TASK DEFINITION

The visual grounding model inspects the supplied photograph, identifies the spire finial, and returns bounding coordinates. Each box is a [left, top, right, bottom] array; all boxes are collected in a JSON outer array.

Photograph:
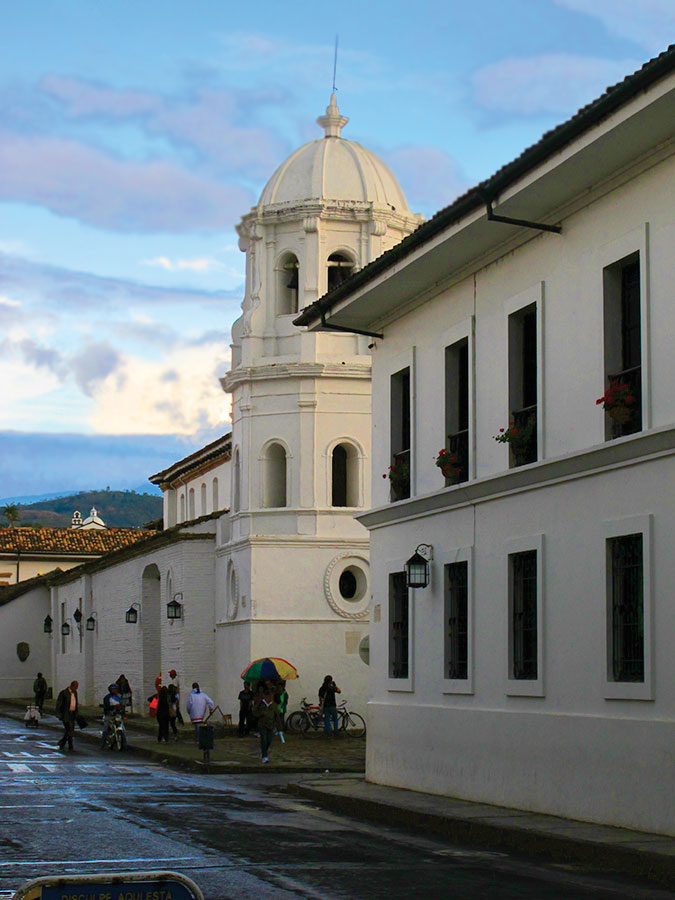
[[317, 93, 349, 138]]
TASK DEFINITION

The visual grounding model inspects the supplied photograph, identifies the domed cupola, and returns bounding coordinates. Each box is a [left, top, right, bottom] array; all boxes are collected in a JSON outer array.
[[257, 94, 411, 213]]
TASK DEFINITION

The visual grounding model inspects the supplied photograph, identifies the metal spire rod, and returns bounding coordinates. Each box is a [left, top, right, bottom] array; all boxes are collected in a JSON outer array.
[[332, 35, 339, 93]]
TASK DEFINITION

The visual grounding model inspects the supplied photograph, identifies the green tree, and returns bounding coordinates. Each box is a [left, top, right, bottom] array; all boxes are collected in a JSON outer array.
[[2, 504, 20, 528]]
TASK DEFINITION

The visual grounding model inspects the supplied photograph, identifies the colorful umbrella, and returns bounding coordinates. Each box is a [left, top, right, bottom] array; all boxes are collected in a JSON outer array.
[[241, 657, 298, 681]]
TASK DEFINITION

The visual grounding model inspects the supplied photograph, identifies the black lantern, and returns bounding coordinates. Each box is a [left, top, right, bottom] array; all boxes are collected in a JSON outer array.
[[125, 603, 140, 624], [405, 544, 432, 589], [61, 619, 71, 636], [167, 592, 183, 620], [43, 615, 53, 634], [86, 612, 97, 632], [73, 608, 83, 624]]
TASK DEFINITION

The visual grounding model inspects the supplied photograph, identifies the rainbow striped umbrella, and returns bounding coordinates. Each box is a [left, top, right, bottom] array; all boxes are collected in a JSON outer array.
[[240, 657, 298, 681]]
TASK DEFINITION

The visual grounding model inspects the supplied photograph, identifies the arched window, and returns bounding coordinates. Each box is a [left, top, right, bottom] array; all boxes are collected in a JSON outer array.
[[331, 442, 359, 507], [327, 252, 354, 292], [180, 494, 185, 522], [263, 442, 287, 508], [276, 252, 299, 315], [200, 482, 207, 515], [212, 477, 219, 511], [188, 488, 195, 519], [233, 449, 240, 512]]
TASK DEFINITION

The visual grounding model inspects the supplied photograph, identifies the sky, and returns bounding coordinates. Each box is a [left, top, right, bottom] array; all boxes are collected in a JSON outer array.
[[1, 0, 673, 500]]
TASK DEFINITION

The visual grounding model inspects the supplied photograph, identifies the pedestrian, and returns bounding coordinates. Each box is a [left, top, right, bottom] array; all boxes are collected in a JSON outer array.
[[168, 669, 184, 724], [276, 680, 289, 730], [167, 683, 180, 740], [33, 672, 48, 714], [186, 682, 215, 741], [116, 673, 132, 715], [318, 675, 341, 736], [55, 680, 79, 752], [101, 682, 124, 749], [156, 686, 171, 743], [252, 683, 282, 763], [237, 681, 253, 736]]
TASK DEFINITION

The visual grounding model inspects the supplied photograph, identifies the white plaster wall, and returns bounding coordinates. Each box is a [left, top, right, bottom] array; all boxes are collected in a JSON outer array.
[[52, 536, 216, 708], [0, 586, 52, 697], [175, 459, 231, 524], [365, 149, 675, 834]]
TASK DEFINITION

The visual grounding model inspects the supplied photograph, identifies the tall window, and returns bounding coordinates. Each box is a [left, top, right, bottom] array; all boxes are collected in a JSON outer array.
[[200, 482, 207, 515], [233, 449, 241, 512], [60, 601, 67, 655], [445, 338, 469, 483], [390, 367, 411, 500], [508, 304, 537, 466], [445, 562, 468, 679], [188, 488, 195, 519], [331, 443, 358, 507], [608, 534, 644, 682], [603, 253, 642, 438], [277, 252, 299, 315], [510, 550, 537, 680], [212, 477, 219, 511], [263, 442, 287, 508], [327, 252, 354, 292], [180, 494, 185, 522], [389, 572, 409, 679]]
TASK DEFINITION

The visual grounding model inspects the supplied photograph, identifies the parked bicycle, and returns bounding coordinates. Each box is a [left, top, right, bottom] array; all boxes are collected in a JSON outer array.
[[287, 698, 366, 738]]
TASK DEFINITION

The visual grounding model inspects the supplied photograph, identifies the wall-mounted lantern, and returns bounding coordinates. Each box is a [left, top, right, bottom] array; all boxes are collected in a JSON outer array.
[[61, 618, 72, 636], [405, 543, 433, 589], [86, 612, 97, 632], [125, 603, 140, 624], [43, 615, 53, 634], [167, 592, 183, 620], [73, 608, 83, 624]]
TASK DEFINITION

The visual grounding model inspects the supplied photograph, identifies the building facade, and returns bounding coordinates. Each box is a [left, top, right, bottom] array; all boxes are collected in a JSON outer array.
[[297, 50, 675, 835]]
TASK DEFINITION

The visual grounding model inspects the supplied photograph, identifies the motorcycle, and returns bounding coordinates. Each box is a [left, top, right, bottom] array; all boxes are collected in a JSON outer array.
[[100, 706, 127, 751]]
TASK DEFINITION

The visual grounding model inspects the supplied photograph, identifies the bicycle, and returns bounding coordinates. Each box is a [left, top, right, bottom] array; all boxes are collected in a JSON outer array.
[[287, 698, 366, 738]]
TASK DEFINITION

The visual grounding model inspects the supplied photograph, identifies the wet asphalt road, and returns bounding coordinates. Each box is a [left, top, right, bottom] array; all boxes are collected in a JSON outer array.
[[0, 713, 669, 900]]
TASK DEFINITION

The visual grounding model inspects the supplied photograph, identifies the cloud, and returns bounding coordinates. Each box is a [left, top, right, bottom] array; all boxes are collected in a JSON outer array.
[[143, 255, 224, 273], [0, 130, 253, 233], [553, 1, 675, 54], [385, 146, 470, 210], [470, 53, 640, 117], [41, 75, 287, 180], [17, 338, 67, 379], [88, 340, 231, 435], [69, 341, 122, 396], [0, 295, 21, 307]]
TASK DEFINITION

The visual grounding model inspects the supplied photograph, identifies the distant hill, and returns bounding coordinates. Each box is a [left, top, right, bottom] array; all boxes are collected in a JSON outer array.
[[5, 489, 163, 529]]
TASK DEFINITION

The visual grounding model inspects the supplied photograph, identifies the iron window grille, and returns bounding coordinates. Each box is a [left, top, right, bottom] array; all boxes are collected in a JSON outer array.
[[610, 534, 644, 682], [389, 572, 409, 679], [446, 562, 468, 679], [511, 550, 537, 680]]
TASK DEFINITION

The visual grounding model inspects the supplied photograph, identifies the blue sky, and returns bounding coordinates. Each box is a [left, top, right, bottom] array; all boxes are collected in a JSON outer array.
[[1, 0, 673, 498]]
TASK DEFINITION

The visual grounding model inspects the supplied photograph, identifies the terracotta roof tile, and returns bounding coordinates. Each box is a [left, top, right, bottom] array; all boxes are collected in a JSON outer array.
[[0, 527, 155, 556]]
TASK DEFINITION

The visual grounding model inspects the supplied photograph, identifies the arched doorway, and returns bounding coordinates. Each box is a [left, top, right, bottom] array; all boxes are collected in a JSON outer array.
[[141, 563, 161, 703]]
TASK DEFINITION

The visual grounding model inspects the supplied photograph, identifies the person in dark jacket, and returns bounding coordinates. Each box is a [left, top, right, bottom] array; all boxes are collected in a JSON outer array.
[[155, 686, 171, 743], [33, 672, 48, 713], [237, 681, 253, 736], [55, 681, 79, 752], [167, 683, 180, 740], [318, 675, 341, 736], [252, 685, 282, 763]]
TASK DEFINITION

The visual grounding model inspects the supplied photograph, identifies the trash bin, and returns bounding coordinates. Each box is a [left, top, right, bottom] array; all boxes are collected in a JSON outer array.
[[197, 724, 214, 751]]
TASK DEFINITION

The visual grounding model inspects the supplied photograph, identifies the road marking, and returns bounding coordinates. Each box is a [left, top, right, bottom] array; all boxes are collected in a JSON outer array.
[[0, 804, 56, 808], [6, 763, 32, 773], [40, 764, 59, 772], [0, 856, 200, 867], [78, 764, 101, 772]]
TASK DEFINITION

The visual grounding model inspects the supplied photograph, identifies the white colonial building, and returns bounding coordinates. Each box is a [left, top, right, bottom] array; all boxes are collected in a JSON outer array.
[[297, 50, 675, 835], [2, 95, 420, 715]]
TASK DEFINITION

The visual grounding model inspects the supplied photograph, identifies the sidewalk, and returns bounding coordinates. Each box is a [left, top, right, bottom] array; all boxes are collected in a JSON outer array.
[[288, 775, 675, 887], [0, 698, 365, 774]]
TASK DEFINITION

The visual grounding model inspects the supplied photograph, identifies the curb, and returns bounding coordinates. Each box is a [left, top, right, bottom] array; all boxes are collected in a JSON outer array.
[[0, 705, 363, 775], [286, 781, 675, 888]]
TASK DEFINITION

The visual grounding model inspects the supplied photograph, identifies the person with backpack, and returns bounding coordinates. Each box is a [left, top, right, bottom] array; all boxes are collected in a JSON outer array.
[[185, 683, 215, 741]]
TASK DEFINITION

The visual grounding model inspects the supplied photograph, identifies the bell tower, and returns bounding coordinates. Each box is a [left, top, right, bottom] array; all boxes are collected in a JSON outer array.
[[218, 95, 421, 706]]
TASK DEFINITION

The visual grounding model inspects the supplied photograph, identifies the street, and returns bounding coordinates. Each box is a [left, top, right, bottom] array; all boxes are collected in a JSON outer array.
[[0, 713, 668, 900]]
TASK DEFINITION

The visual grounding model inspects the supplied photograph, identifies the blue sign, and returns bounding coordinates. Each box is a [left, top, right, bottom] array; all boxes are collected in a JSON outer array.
[[41, 882, 195, 900]]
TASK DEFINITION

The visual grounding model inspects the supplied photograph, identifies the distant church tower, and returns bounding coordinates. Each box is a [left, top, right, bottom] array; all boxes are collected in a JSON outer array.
[[218, 96, 420, 704]]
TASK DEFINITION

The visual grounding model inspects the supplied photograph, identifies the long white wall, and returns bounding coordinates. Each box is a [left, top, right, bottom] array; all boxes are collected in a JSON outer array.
[[0, 586, 51, 697]]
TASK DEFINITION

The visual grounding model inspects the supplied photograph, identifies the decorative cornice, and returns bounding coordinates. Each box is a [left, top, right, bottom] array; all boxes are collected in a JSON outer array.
[[359, 424, 675, 530], [221, 361, 371, 392]]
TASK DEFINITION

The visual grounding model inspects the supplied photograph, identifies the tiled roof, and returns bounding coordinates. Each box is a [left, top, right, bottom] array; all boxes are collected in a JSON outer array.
[[0, 527, 155, 556], [295, 44, 675, 326], [149, 433, 232, 485]]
